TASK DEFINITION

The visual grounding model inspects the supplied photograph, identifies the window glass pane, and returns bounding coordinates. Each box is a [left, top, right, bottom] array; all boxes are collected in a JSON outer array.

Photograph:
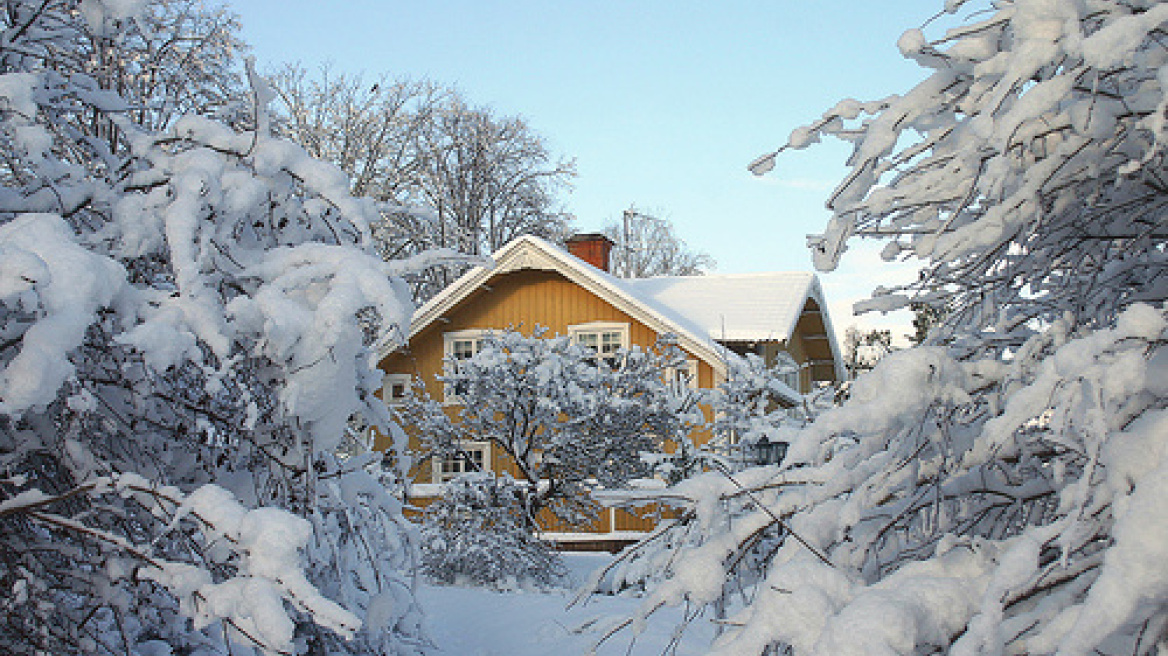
[[452, 339, 477, 360], [383, 374, 412, 405], [573, 327, 626, 369], [600, 331, 621, 354], [437, 445, 487, 482], [444, 333, 485, 403]]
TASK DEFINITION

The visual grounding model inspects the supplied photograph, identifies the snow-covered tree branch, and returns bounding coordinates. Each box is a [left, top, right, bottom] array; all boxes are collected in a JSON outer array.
[[773, 0, 1168, 340], [397, 328, 703, 528], [583, 2, 1168, 654], [0, 2, 426, 654]]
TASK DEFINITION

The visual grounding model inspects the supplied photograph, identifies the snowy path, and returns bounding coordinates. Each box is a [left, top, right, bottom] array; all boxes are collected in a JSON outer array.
[[418, 553, 715, 656]]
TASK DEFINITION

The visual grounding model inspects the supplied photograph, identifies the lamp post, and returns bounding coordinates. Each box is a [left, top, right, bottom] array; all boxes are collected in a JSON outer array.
[[622, 207, 634, 277], [620, 206, 666, 278]]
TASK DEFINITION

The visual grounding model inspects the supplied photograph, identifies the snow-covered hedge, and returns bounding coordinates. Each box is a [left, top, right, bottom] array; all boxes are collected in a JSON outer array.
[[419, 473, 567, 590]]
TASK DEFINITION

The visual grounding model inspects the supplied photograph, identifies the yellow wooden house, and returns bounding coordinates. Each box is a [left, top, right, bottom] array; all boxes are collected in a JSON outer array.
[[376, 233, 843, 549]]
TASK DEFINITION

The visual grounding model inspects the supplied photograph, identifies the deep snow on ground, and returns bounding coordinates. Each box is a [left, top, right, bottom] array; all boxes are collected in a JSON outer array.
[[418, 552, 716, 655]]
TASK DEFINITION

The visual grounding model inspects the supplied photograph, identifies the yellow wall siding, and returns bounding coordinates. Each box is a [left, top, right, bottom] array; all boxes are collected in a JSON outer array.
[[784, 332, 813, 392], [384, 268, 714, 401]]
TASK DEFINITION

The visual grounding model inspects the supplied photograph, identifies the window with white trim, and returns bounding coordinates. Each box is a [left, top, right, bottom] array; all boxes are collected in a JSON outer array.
[[442, 329, 486, 402], [433, 442, 491, 483], [569, 322, 629, 370], [382, 373, 412, 406], [449, 335, 480, 361]]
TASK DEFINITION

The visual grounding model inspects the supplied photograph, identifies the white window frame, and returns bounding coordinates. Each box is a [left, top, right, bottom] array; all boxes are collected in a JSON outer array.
[[433, 441, 492, 483], [442, 329, 487, 403], [568, 321, 630, 369], [382, 373, 413, 406]]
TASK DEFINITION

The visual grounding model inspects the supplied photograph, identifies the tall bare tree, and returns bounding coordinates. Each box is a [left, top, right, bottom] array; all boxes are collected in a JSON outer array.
[[604, 207, 714, 278], [267, 63, 445, 202], [268, 67, 576, 300], [76, 0, 248, 135]]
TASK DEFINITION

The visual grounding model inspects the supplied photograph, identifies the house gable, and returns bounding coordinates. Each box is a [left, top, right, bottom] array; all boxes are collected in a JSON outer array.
[[622, 272, 845, 386], [384, 235, 731, 381], [381, 267, 720, 398], [788, 296, 843, 385]]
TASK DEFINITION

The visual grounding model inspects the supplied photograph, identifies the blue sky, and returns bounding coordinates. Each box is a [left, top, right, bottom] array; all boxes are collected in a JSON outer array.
[[230, 0, 943, 339]]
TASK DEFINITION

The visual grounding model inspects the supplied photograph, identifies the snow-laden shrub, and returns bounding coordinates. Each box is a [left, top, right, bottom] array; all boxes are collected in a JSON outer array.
[[419, 473, 567, 590], [580, 1, 1168, 654], [398, 328, 703, 528], [0, 2, 434, 654]]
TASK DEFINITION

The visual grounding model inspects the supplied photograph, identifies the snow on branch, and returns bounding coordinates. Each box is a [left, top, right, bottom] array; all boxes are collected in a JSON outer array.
[[767, 0, 1168, 339], [583, 303, 1167, 655], [3, 474, 360, 655], [601, 2, 1168, 653], [0, 2, 428, 654]]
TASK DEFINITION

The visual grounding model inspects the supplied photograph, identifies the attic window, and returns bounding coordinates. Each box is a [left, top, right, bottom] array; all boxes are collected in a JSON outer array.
[[569, 322, 629, 369]]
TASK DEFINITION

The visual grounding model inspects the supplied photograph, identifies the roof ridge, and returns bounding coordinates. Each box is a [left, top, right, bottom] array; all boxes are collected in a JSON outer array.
[[625, 271, 813, 281]]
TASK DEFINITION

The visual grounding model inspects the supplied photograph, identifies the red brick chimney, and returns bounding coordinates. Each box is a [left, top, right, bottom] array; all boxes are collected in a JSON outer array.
[[565, 233, 614, 272]]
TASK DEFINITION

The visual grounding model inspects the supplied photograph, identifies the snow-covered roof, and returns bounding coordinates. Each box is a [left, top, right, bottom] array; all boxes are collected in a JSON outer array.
[[391, 236, 841, 385], [621, 273, 817, 343]]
